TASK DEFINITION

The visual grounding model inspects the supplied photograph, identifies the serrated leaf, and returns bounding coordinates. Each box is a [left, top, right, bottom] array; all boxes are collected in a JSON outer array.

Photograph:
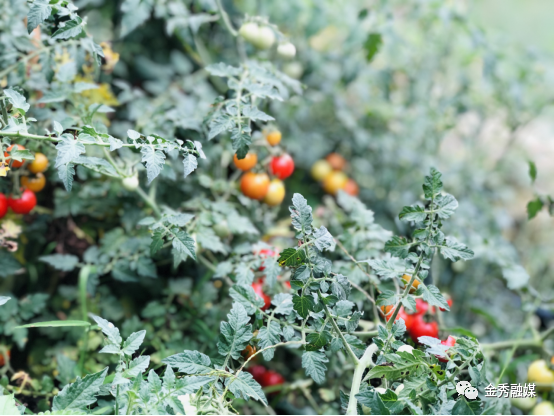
[[217, 303, 252, 361], [56, 134, 86, 167], [399, 205, 427, 222], [422, 168, 443, 199], [172, 230, 196, 261], [205, 63, 242, 77], [108, 136, 123, 151], [229, 285, 264, 315], [0, 297, 10, 306], [439, 237, 474, 261], [234, 264, 254, 286], [257, 321, 281, 361], [363, 259, 405, 280], [90, 314, 122, 345], [141, 146, 166, 184], [52, 367, 107, 412], [182, 153, 198, 178], [225, 372, 267, 405], [123, 355, 150, 378], [150, 229, 164, 256], [242, 105, 274, 122], [418, 285, 450, 311], [52, 17, 83, 40], [306, 330, 332, 349], [162, 350, 212, 374], [384, 236, 413, 258], [278, 248, 306, 267], [39, 254, 79, 271], [356, 388, 390, 415], [527, 197, 543, 220], [302, 351, 328, 384], [0, 394, 20, 415], [272, 293, 293, 315], [434, 194, 458, 219], [312, 226, 335, 251], [4, 88, 30, 113], [364, 32, 383, 62], [120, 0, 152, 37], [292, 295, 314, 319], [122, 330, 146, 356], [57, 163, 76, 192], [290, 193, 313, 234]]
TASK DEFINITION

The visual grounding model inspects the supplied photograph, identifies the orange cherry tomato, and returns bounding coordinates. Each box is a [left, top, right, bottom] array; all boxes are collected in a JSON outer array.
[[4, 144, 26, 168], [0, 349, 11, 367], [28, 152, 48, 173], [326, 153, 347, 170], [242, 345, 257, 360], [322, 171, 348, 195], [263, 179, 285, 206], [233, 152, 258, 171], [343, 178, 359, 196], [401, 274, 420, 294], [266, 130, 282, 146], [241, 172, 270, 200], [21, 172, 46, 192]]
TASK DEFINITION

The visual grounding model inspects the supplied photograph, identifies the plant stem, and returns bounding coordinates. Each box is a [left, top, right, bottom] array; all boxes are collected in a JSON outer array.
[[215, 0, 238, 36], [134, 186, 162, 218], [78, 266, 91, 376], [321, 293, 359, 364], [346, 344, 377, 415]]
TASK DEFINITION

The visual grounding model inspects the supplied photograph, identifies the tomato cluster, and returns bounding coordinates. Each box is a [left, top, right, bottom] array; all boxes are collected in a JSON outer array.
[[235, 129, 294, 206], [311, 153, 359, 196], [239, 21, 296, 58], [1, 145, 49, 218]]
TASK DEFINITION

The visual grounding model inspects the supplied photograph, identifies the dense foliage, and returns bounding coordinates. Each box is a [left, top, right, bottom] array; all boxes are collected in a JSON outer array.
[[1, 0, 554, 415]]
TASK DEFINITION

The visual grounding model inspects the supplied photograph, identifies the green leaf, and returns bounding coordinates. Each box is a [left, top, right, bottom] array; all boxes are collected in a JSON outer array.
[[292, 295, 315, 319], [257, 321, 281, 360], [356, 388, 390, 415], [122, 330, 146, 356], [242, 105, 274, 122], [384, 236, 413, 258], [229, 285, 264, 315], [502, 265, 530, 290], [123, 355, 150, 377], [439, 237, 474, 261], [150, 229, 164, 255], [313, 226, 335, 251], [56, 134, 86, 167], [4, 88, 30, 113], [231, 129, 251, 160], [120, 0, 153, 37], [452, 397, 478, 415], [364, 33, 383, 62], [52, 367, 108, 412], [234, 264, 255, 285], [14, 320, 90, 329], [363, 259, 405, 280], [290, 193, 313, 234], [0, 296, 10, 306], [162, 350, 213, 374], [434, 194, 458, 219], [205, 63, 242, 77], [302, 350, 328, 384], [52, 17, 83, 40], [141, 146, 166, 184], [0, 394, 21, 415], [527, 197, 543, 219], [271, 293, 293, 315], [172, 230, 196, 261], [418, 285, 450, 311], [57, 163, 76, 192], [366, 351, 423, 380], [90, 314, 122, 345], [422, 168, 443, 200], [307, 330, 332, 349], [39, 254, 79, 272], [376, 290, 398, 307], [278, 247, 306, 267], [399, 205, 427, 222], [217, 303, 252, 361], [225, 372, 267, 405], [182, 153, 198, 178], [529, 161, 537, 183]]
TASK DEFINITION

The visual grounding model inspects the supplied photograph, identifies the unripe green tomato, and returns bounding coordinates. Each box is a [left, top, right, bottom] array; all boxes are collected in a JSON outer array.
[[122, 176, 139, 191], [533, 401, 554, 415], [511, 397, 537, 412], [213, 221, 231, 238], [283, 62, 303, 79], [397, 345, 414, 354], [239, 22, 259, 44], [277, 42, 296, 58], [395, 383, 405, 394], [253, 26, 275, 50]]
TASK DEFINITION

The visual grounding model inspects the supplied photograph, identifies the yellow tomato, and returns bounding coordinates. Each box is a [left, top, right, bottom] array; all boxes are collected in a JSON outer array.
[[233, 153, 257, 171], [401, 274, 420, 293], [532, 402, 554, 415], [322, 171, 348, 195], [311, 160, 332, 181], [528, 360, 554, 389], [21, 173, 46, 192], [263, 179, 285, 206], [266, 130, 282, 146], [28, 153, 48, 173]]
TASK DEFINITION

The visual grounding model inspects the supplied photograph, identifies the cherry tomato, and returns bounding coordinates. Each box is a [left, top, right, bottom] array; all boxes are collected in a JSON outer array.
[[0, 194, 8, 219], [253, 26, 275, 50], [0, 349, 11, 367], [259, 370, 285, 388], [532, 402, 554, 415], [270, 154, 294, 180], [401, 274, 420, 294], [326, 153, 347, 170], [239, 22, 260, 44], [266, 130, 282, 146], [323, 171, 348, 195], [439, 297, 453, 312], [240, 172, 270, 200], [511, 397, 537, 412], [380, 305, 411, 327], [343, 178, 359, 196], [242, 345, 257, 360], [528, 360, 554, 386], [311, 160, 332, 181], [248, 365, 267, 384], [252, 280, 271, 310], [4, 144, 26, 168], [277, 42, 296, 58], [28, 152, 48, 173], [408, 315, 438, 343], [263, 179, 285, 206], [122, 176, 139, 191], [21, 173, 46, 192], [233, 152, 258, 171], [8, 189, 37, 214], [257, 248, 277, 271], [380, 305, 394, 318], [437, 336, 456, 362], [284, 281, 291, 290], [411, 298, 430, 316]]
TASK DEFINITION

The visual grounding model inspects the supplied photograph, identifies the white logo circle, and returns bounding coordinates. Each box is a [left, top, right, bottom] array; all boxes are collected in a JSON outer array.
[[464, 387, 478, 400], [456, 381, 471, 396]]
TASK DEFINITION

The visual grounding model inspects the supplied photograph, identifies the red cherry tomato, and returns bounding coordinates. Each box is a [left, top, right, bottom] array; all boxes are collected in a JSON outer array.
[[0, 194, 8, 219], [437, 336, 456, 362], [412, 298, 430, 316], [270, 154, 294, 180], [381, 305, 412, 328], [284, 281, 291, 290], [439, 298, 453, 312], [4, 144, 25, 168], [0, 349, 11, 367], [8, 189, 37, 214], [252, 280, 271, 310], [248, 365, 267, 383], [259, 370, 285, 388], [408, 315, 438, 343]]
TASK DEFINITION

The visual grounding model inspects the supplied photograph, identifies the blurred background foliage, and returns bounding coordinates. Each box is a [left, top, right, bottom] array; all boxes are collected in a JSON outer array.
[[1, 0, 554, 413]]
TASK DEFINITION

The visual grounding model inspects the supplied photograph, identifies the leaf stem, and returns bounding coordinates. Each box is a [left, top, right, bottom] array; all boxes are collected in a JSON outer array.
[[321, 292, 359, 365], [215, 0, 238, 36], [346, 344, 377, 415]]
